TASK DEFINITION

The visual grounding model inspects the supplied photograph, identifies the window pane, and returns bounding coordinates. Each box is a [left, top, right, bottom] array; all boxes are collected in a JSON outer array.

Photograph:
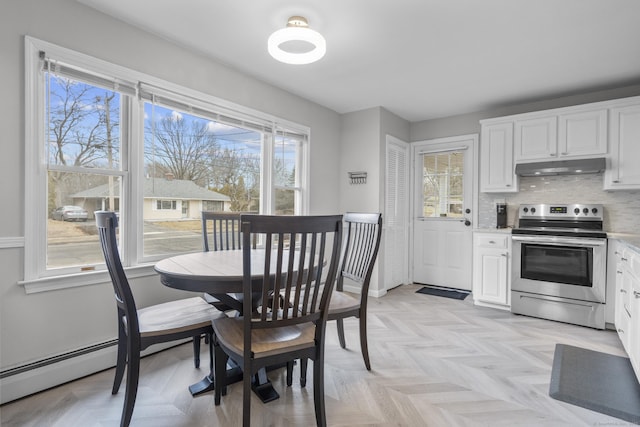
[[142, 102, 263, 257], [47, 74, 120, 169], [421, 151, 464, 218], [47, 171, 121, 269], [275, 188, 295, 215], [274, 133, 297, 187], [274, 131, 301, 215]]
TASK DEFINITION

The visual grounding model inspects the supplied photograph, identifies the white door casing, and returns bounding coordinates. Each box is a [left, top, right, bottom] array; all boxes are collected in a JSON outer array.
[[384, 136, 410, 290], [411, 135, 477, 291]]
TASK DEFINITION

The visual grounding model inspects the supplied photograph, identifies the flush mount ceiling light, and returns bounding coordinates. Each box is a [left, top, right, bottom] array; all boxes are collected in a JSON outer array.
[[268, 16, 326, 65]]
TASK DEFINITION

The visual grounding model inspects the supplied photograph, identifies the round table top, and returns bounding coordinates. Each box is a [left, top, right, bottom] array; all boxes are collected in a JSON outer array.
[[154, 249, 294, 294]]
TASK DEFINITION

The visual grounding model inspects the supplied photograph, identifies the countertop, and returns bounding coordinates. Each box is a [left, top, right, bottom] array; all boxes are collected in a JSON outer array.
[[608, 233, 640, 253], [473, 227, 513, 234]]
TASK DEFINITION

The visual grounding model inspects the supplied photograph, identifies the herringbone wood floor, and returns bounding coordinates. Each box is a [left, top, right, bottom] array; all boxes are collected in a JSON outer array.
[[1, 284, 634, 426]]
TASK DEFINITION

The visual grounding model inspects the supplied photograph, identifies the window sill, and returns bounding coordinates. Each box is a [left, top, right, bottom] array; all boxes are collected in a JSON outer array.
[[19, 264, 157, 294]]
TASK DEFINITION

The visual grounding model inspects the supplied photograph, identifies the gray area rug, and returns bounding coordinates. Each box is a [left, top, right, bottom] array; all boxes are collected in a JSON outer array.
[[549, 343, 640, 424]]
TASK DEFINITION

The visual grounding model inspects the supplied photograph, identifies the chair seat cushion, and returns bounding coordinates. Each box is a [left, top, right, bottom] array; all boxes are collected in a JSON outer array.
[[212, 317, 316, 359], [328, 291, 360, 317], [137, 297, 224, 337]]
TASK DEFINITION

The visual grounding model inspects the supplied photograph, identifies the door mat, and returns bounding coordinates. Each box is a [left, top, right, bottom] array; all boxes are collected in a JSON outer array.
[[415, 285, 469, 300], [549, 343, 640, 424]]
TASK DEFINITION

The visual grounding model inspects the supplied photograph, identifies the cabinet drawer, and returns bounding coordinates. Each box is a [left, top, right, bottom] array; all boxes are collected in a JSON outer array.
[[475, 234, 509, 248]]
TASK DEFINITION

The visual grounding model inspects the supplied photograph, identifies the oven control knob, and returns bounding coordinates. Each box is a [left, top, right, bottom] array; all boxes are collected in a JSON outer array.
[[574, 208, 580, 215], [523, 207, 528, 213], [531, 207, 536, 213], [583, 208, 589, 214], [592, 208, 598, 214]]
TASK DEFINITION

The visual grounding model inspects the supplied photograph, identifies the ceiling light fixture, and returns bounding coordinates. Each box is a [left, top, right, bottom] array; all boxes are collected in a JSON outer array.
[[268, 16, 326, 65]]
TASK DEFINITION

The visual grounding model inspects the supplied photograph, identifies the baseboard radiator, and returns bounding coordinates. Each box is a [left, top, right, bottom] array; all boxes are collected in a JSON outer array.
[[0, 339, 183, 405]]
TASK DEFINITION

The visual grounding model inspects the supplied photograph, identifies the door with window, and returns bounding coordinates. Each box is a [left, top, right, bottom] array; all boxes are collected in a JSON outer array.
[[412, 135, 476, 291]]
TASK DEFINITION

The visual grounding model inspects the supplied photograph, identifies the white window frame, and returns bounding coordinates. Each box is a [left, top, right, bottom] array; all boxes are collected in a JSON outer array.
[[22, 36, 310, 293]]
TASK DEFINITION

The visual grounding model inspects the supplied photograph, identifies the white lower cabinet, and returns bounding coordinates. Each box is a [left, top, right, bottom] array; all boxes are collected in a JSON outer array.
[[472, 232, 511, 309], [613, 241, 640, 381]]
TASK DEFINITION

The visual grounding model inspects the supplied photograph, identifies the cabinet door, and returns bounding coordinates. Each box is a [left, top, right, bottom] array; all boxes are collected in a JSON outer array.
[[475, 248, 509, 305], [480, 123, 517, 192], [615, 259, 631, 353], [558, 109, 607, 157], [630, 278, 640, 379], [514, 116, 557, 161], [605, 103, 640, 190]]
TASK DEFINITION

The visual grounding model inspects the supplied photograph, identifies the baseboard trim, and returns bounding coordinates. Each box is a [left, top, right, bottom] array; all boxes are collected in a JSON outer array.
[[0, 339, 186, 405], [342, 284, 387, 298]]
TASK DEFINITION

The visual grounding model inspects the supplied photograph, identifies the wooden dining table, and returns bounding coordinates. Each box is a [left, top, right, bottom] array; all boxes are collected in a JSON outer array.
[[154, 248, 301, 402]]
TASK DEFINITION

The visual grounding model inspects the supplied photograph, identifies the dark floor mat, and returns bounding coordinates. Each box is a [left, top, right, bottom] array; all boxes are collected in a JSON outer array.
[[549, 343, 640, 424], [415, 286, 469, 300]]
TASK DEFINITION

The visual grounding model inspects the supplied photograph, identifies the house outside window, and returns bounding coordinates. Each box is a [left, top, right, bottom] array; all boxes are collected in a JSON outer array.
[[24, 37, 309, 287]]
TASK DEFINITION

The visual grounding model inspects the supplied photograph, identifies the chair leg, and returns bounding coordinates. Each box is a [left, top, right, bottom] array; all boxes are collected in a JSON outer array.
[[242, 360, 251, 427], [112, 323, 127, 394], [192, 336, 201, 369], [286, 361, 294, 387], [121, 341, 140, 427], [358, 315, 371, 371], [299, 358, 308, 387], [313, 357, 327, 427], [214, 340, 228, 406], [336, 318, 346, 349]]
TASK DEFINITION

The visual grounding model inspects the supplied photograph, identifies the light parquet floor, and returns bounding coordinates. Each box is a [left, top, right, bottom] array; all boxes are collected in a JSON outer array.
[[1, 284, 635, 426]]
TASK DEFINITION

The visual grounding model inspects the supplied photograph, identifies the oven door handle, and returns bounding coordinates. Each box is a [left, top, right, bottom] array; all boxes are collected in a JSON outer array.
[[511, 235, 606, 247]]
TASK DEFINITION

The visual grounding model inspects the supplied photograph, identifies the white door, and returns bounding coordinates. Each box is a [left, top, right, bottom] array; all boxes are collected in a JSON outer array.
[[412, 135, 477, 291], [384, 136, 410, 290]]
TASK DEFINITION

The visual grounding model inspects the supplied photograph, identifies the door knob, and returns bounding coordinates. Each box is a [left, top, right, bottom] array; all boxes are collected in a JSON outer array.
[[464, 220, 471, 227]]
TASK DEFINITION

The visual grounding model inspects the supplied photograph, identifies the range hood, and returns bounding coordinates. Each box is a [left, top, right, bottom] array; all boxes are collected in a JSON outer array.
[[515, 157, 606, 176]]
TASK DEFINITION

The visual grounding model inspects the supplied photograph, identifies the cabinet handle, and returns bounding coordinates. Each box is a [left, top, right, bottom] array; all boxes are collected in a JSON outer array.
[[613, 180, 620, 183], [622, 257, 628, 262], [501, 253, 508, 257], [560, 152, 568, 155], [617, 270, 623, 274], [506, 184, 511, 187], [620, 289, 627, 293], [550, 153, 557, 157], [489, 240, 495, 244], [618, 328, 625, 333], [634, 291, 640, 299]]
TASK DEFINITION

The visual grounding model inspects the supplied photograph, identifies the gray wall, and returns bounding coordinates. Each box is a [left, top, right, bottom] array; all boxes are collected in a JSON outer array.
[[0, 0, 341, 390]]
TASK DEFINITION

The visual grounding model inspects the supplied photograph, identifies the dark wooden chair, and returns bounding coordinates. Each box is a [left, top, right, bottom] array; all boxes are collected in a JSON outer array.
[[212, 214, 343, 427], [299, 212, 382, 385], [95, 211, 223, 427]]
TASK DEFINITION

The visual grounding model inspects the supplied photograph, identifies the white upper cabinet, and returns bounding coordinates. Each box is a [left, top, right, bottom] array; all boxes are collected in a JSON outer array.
[[605, 102, 640, 190], [480, 122, 518, 192], [514, 116, 557, 161], [514, 109, 607, 162], [558, 109, 608, 157], [480, 95, 640, 193]]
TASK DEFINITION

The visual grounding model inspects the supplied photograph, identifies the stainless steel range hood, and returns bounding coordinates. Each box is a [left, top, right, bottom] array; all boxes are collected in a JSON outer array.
[[515, 157, 606, 176]]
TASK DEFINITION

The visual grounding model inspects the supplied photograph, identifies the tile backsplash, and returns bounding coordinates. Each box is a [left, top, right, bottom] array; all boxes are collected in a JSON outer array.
[[477, 173, 640, 233]]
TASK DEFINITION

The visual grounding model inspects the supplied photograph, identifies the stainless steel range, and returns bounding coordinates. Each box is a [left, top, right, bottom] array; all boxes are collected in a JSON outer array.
[[511, 204, 607, 329]]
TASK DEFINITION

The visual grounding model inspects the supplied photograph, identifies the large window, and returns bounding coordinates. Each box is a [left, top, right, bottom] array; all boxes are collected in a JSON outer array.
[[24, 37, 309, 285]]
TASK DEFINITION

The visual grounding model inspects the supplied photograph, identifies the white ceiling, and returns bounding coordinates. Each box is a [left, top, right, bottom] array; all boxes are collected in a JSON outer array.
[[78, 0, 640, 122]]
